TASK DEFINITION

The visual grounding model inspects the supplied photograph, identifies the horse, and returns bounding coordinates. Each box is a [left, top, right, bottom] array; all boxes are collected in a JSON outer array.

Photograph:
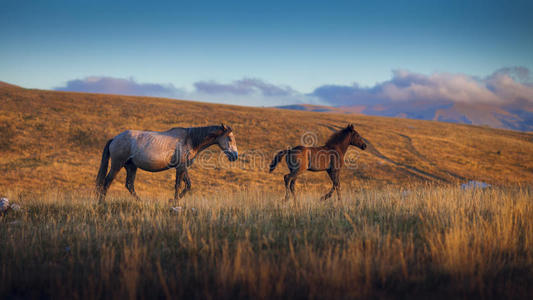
[[269, 124, 366, 201], [95, 124, 238, 202]]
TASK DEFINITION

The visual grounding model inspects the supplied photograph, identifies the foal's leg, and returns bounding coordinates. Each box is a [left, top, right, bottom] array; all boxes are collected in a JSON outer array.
[[334, 172, 342, 201], [284, 171, 299, 201], [99, 160, 124, 202], [124, 161, 140, 200], [178, 170, 192, 198], [289, 177, 298, 200], [321, 169, 339, 201], [174, 167, 186, 202], [284, 174, 292, 201]]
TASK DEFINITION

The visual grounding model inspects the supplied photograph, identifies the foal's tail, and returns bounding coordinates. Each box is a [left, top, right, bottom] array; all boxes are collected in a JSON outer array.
[[269, 150, 289, 173], [96, 139, 113, 189]]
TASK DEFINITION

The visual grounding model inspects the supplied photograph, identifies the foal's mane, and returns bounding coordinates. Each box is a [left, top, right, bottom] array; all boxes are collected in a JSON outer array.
[[186, 126, 222, 149], [324, 127, 352, 147]]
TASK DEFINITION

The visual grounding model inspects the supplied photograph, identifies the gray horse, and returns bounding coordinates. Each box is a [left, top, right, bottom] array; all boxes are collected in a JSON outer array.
[[96, 124, 238, 202]]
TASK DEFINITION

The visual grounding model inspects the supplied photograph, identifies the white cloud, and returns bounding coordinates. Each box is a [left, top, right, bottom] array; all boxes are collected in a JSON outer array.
[[312, 67, 533, 106]]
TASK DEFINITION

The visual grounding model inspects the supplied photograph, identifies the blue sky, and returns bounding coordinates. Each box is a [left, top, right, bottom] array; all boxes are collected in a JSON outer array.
[[1, 0, 532, 106]]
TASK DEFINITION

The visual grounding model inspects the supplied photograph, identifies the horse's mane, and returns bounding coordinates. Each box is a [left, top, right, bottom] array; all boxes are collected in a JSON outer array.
[[186, 126, 222, 149], [324, 127, 351, 147]]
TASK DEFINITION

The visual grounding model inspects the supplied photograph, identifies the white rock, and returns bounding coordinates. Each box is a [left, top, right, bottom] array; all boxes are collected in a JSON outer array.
[[461, 180, 491, 189], [0, 197, 9, 213]]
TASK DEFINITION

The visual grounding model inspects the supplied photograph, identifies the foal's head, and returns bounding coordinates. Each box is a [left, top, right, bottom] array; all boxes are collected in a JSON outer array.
[[214, 124, 238, 161], [347, 124, 367, 150]]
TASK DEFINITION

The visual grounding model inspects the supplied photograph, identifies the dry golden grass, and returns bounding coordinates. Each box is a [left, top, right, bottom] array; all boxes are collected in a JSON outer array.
[[1, 186, 532, 299], [1, 85, 533, 299]]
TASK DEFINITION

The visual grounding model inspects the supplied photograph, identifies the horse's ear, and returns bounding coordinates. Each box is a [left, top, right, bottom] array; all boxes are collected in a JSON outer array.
[[348, 123, 354, 130], [220, 123, 232, 133]]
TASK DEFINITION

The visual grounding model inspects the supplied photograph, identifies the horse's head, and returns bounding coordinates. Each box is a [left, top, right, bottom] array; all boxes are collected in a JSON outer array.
[[347, 124, 367, 150], [215, 123, 238, 161]]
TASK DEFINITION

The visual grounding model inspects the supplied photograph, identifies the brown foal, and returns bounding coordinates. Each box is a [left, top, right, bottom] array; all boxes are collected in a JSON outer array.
[[269, 124, 366, 201]]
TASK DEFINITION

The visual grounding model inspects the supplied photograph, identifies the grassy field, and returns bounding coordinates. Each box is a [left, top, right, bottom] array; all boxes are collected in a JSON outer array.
[[1, 186, 532, 299], [1, 84, 533, 299]]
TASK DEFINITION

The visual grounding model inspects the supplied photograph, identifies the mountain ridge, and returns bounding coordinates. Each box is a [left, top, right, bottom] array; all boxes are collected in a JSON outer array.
[[278, 101, 533, 131]]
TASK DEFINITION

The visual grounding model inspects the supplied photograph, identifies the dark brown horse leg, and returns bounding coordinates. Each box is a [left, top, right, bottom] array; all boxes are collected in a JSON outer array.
[[334, 172, 342, 201], [99, 161, 123, 203], [284, 174, 292, 201], [178, 170, 192, 198], [124, 161, 140, 200], [321, 169, 338, 201], [289, 177, 297, 200], [284, 172, 299, 201], [174, 167, 186, 202]]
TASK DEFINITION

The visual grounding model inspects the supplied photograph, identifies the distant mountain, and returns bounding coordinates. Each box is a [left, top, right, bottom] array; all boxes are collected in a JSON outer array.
[[276, 104, 348, 113], [278, 101, 533, 131], [433, 103, 533, 131]]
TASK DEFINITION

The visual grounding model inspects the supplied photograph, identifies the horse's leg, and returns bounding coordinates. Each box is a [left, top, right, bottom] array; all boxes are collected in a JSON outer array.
[[284, 174, 292, 201], [178, 170, 192, 198], [99, 160, 124, 202], [284, 171, 300, 201], [174, 167, 186, 202], [334, 172, 342, 201], [321, 169, 338, 201], [124, 160, 140, 200], [289, 176, 298, 200]]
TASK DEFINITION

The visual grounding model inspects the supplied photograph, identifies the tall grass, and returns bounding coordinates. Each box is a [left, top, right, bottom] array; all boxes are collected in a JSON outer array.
[[1, 186, 532, 299]]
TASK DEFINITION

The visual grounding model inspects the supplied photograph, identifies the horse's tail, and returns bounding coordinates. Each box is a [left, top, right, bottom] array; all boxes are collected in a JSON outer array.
[[96, 139, 113, 190], [269, 150, 289, 173]]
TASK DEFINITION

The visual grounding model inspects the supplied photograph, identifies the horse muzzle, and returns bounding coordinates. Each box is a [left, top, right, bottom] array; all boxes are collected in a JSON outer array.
[[225, 150, 238, 162]]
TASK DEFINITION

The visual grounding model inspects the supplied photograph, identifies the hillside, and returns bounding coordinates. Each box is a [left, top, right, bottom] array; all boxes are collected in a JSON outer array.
[[1, 84, 532, 198], [0, 81, 21, 89]]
